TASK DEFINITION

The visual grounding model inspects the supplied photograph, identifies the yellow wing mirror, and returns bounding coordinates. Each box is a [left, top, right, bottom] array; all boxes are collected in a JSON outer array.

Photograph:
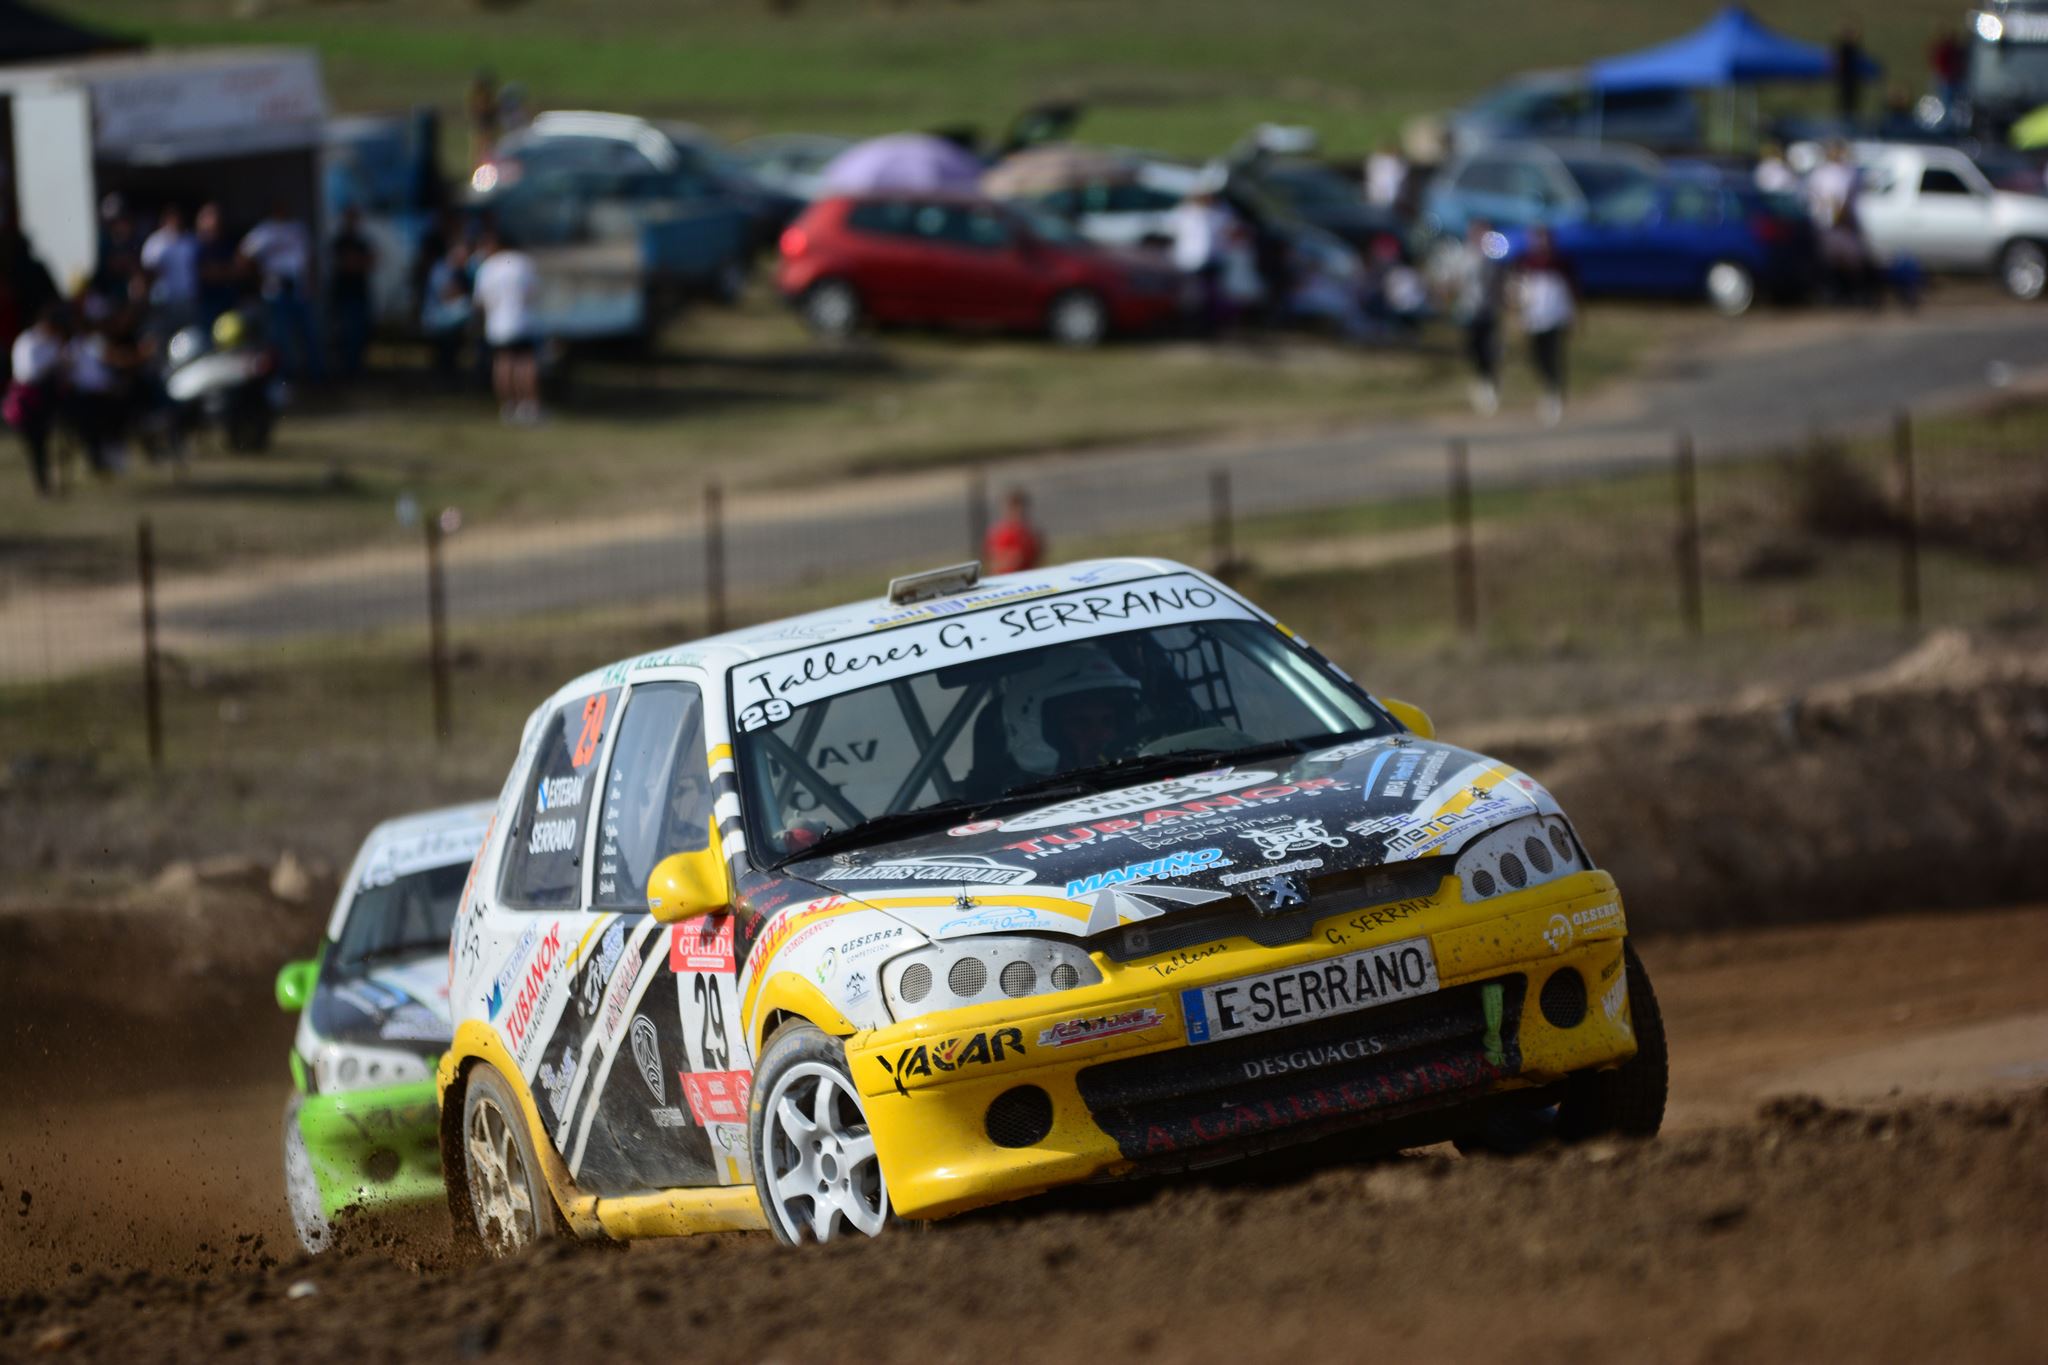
[[275, 958, 317, 1013], [1380, 697, 1435, 740], [647, 819, 734, 924]]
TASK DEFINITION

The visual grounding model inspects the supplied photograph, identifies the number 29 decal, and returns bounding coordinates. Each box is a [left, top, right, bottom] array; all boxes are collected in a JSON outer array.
[[738, 698, 793, 733]]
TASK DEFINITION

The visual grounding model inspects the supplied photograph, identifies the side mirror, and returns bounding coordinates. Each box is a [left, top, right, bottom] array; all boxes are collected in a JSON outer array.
[[1381, 697, 1436, 740], [275, 959, 318, 1013], [648, 819, 734, 924]]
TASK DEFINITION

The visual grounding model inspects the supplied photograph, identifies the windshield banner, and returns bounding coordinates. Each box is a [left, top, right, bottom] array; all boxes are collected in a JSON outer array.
[[731, 573, 1256, 717]]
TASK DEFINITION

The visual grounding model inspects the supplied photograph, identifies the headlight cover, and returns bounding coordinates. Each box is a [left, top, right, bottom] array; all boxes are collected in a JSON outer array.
[[882, 934, 1102, 1021], [311, 1040, 433, 1095], [1454, 814, 1588, 902]]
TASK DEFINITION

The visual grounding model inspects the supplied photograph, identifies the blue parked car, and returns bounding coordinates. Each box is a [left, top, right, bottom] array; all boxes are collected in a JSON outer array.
[[1503, 170, 1817, 315], [1423, 140, 1662, 241]]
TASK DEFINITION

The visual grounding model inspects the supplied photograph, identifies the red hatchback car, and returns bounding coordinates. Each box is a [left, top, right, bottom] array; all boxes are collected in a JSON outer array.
[[778, 193, 1184, 345]]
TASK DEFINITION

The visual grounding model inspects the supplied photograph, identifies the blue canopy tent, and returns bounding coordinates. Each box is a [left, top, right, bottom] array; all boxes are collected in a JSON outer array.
[[1587, 6, 1881, 146]]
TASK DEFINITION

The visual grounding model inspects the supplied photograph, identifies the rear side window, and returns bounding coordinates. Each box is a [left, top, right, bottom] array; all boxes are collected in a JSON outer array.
[[592, 682, 715, 913], [499, 689, 617, 911], [1456, 159, 1516, 195], [846, 200, 918, 236]]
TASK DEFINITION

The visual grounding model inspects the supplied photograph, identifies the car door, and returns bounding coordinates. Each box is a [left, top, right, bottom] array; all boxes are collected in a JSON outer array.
[[909, 202, 1040, 326], [838, 199, 927, 321], [1906, 162, 1998, 268], [494, 679, 746, 1197]]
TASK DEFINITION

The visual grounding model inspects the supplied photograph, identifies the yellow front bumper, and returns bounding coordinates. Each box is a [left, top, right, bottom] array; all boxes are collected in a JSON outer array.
[[844, 870, 1637, 1220]]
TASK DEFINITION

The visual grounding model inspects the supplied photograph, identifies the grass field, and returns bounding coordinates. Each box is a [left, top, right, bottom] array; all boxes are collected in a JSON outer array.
[[65, 0, 1953, 156]]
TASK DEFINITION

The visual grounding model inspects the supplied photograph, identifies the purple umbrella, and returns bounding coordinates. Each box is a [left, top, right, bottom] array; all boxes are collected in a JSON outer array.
[[820, 133, 984, 194]]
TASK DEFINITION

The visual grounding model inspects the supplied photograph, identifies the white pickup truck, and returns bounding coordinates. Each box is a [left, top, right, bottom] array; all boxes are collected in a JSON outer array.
[[1851, 141, 2048, 299]]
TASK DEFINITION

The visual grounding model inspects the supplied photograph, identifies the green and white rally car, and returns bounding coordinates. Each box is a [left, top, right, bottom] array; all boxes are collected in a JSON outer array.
[[275, 802, 492, 1251]]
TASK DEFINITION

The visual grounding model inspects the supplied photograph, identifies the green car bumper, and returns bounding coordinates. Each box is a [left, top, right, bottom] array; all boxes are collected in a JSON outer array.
[[297, 1080, 444, 1221]]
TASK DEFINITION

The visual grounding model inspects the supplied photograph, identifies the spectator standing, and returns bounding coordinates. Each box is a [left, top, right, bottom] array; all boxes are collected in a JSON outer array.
[[328, 206, 377, 380], [62, 315, 123, 473], [1516, 227, 1576, 428], [193, 203, 241, 325], [466, 70, 501, 171], [1168, 180, 1234, 334], [1437, 217, 1508, 415], [140, 205, 201, 339], [420, 239, 474, 382], [6, 303, 64, 494], [1835, 24, 1867, 122], [1805, 140, 1872, 302], [240, 202, 322, 382], [1930, 27, 1967, 104], [1364, 143, 1407, 209], [471, 227, 541, 425], [983, 488, 1043, 573], [0, 215, 58, 371]]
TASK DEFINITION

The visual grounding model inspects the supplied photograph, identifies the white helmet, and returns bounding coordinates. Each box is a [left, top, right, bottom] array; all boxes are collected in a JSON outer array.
[[1000, 646, 1142, 774]]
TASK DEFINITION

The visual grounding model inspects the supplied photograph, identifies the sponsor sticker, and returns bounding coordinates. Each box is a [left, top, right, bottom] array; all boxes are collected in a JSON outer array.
[[681, 1070, 753, 1125], [1001, 771, 1277, 833], [875, 1028, 1025, 1095], [670, 915, 737, 973], [1181, 938, 1438, 1045], [821, 856, 1033, 886], [1038, 1007, 1164, 1048], [1064, 847, 1229, 899]]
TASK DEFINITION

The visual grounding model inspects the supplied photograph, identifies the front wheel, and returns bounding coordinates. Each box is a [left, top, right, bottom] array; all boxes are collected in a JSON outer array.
[[1556, 941, 1669, 1141], [1705, 260, 1756, 317], [1047, 288, 1109, 347], [1998, 239, 2047, 301], [281, 1093, 332, 1254], [751, 1022, 889, 1246], [457, 1063, 560, 1256]]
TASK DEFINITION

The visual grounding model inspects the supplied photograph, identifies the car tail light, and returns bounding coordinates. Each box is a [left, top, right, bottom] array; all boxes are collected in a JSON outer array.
[[1749, 214, 1792, 244], [779, 226, 808, 258]]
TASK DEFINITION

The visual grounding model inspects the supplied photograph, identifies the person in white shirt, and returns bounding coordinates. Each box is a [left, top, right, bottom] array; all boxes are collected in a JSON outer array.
[[471, 226, 541, 425], [239, 201, 321, 381], [140, 205, 201, 329], [1364, 144, 1407, 209], [1753, 141, 1799, 195], [1516, 228, 1577, 428], [1168, 178, 1236, 333], [6, 304, 64, 494]]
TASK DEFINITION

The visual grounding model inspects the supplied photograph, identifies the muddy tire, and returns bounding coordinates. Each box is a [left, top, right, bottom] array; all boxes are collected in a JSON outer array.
[[281, 1092, 332, 1254], [1998, 239, 2047, 301], [751, 1022, 889, 1246], [1557, 942, 1669, 1141], [457, 1063, 561, 1256]]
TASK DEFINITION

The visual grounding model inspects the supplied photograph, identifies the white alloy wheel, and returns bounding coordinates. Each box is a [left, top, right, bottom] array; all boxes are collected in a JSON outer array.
[[1705, 261, 1755, 316], [804, 279, 861, 338], [465, 1090, 540, 1253], [760, 1059, 887, 1243], [1048, 289, 1109, 347], [1999, 240, 2047, 301]]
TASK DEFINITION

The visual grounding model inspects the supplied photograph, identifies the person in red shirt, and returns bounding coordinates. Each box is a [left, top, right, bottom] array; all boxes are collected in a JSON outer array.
[[983, 487, 1043, 573]]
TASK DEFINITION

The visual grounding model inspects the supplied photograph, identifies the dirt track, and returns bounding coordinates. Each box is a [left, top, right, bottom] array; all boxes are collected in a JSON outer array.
[[4, 904, 2046, 1361]]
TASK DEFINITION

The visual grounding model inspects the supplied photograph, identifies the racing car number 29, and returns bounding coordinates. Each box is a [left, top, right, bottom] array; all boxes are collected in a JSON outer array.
[[1181, 938, 1440, 1045]]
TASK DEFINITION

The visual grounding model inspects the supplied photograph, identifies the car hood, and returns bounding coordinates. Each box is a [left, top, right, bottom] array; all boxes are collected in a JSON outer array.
[[306, 953, 453, 1055], [785, 735, 1564, 940]]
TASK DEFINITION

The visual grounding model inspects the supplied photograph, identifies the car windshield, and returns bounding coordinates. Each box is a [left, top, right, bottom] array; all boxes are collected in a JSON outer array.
[[732, 593, 1385, 861], [330, 862, 468, 972], [1564, 157, 1655, 208]]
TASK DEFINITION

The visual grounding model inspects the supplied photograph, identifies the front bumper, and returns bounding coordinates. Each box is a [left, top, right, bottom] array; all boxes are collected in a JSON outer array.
[[845, 871, 1636, 1219], [297, 1080, 445, 1221]]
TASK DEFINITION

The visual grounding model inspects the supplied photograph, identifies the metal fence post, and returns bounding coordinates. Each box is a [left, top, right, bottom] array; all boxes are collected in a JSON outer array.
[[136, 518, 164, 770], [1674, 432, 1704, 639], [1209, 469, 1234, 581], [705, 481, 728, 634], [1894, 410, 1921, 628], [424, 513, 452, 744], [967, 469, 989, 562], [1447, 440, 1478, 639]]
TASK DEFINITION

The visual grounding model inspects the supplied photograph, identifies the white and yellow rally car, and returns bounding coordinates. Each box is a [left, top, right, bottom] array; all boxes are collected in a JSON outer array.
[[441, 558, 1665, 1250]]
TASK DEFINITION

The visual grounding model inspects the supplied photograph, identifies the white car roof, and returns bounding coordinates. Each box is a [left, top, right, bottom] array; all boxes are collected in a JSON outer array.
[[546, 557, 1211, 705]]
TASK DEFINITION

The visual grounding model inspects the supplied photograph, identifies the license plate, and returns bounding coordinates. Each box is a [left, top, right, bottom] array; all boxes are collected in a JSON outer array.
[[1181, 938, 1439, 1045]]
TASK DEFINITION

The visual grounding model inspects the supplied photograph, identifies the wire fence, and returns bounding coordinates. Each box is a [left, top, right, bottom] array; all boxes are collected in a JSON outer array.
[[1, 404, 2043, 772]]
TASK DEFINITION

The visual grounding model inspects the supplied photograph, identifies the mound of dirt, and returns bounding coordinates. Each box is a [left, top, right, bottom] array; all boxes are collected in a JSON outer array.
[[3, 1089, 2042, 1363], [1475, 632, 2048, 932]]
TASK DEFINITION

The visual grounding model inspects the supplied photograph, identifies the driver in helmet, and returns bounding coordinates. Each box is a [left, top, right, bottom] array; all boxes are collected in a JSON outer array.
[[1001, 646, 1144, 775]]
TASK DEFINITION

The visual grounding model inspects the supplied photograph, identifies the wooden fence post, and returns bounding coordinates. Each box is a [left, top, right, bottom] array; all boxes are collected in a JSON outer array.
[[1674, 432, 1704, 638], [137, 518, 164, 770]]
